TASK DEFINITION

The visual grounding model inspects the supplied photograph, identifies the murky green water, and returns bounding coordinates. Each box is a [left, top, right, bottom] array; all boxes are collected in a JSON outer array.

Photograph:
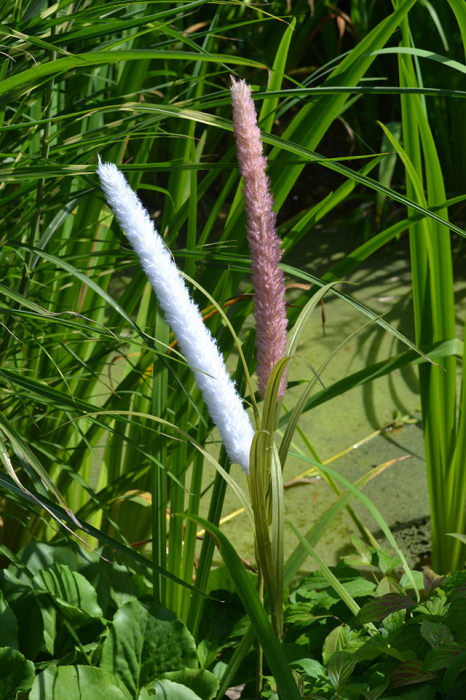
[[198, 226, 464, 576]]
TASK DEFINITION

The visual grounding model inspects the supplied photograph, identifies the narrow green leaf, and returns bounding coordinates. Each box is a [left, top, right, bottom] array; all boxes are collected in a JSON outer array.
[[184, 515, 302, 700]]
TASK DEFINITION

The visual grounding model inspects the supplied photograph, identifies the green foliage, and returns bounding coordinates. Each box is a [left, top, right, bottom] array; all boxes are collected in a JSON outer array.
[[0, 541, 218, 700], [0, 647, 35, 700], [30, 666, 127, 700], [271, 543, 466, 700]]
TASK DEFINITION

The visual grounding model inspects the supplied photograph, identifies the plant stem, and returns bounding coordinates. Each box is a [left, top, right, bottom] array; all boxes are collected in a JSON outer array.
[[256, 569, 264, 700]]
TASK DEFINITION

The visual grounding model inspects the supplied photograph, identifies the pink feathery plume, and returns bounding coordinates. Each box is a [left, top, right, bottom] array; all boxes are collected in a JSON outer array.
[[231, 76, 288, 400]]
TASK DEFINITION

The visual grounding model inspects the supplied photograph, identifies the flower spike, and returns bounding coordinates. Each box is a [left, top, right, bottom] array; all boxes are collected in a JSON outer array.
[[231, 77, 288, 400], [97, 159, 254, 472]]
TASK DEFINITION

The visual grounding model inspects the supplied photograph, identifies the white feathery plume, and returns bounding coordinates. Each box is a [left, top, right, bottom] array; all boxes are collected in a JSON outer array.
[[97, 158, 255, 472]]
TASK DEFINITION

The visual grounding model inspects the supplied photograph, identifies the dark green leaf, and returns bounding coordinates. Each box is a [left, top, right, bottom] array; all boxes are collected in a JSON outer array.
[[100, 601, 197, 700], [322, 626, 365, 665], [383, 609, 407, 635], [442, 648, 466, 689], [0, 647, 35, 699], [327, 651, 358, 690], [197, 640, 218, 671], [356, 594, 416, 624], [389, 659, 437, 688], [158, 669, 218, 700], [447, 582, 466, 601], [0, 590, 18, 649], [423, 642, 466, 672], [0, 570, 44, 660], [420, 620, 455, 648], [357, 635, 395, 662]]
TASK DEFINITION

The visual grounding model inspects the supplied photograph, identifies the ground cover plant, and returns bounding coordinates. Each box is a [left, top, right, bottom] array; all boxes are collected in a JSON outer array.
[[1, 0, 466, 697], [2, 538, 466, 699]]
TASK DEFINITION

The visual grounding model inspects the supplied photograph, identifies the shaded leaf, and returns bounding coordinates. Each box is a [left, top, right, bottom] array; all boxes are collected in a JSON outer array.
[[423, 642, 466, 672], [0, 590, 18, 649], [0, 570, 44, 660], [322, 626, 348, 665], [377, 550, 401, 575], [33, 564, 103, 627], [349, 678, 389, 700], [420, 620, 454, 648], [442, 648, 466, 689], [382, 609, 406, 635], [447, 581, 466, 601], [0, 647, 35, 699], [356, 635, 400, 662], [197, 640, 218, 671], [327, 651, 358, 690], [423, 569, 446, 596], [355, 594, 416, 624], [389, 659, 437, 688], [376, 576, 405, 596]]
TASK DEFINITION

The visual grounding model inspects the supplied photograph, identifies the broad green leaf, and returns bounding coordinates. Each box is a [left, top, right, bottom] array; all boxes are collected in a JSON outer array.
[[322, 626, 359, 665], [382, 609, 406, 635], [389, 659, 437, 688], [33, 564, 103, 626], [148, 679, 202, 699], [443, 647, 466, 689], [355, 594, 417, 625], [35, 595, 57, 657], [158, 669, 218, 700], [0, 647, 35, 699], [327, 650, 358, 691], [377, 550, 401, 575], [291, 658, 328, 683], [420, 620, 455, 648], [100, 601, 198, 700], [356, 635, 403, 663], [30, 665, 127, 700], [422, 642, 466, 672], [376, 577, 405, 597]]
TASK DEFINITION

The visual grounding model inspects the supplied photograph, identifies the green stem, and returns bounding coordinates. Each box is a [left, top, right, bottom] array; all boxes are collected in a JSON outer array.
[[256, 570, 264, 700]]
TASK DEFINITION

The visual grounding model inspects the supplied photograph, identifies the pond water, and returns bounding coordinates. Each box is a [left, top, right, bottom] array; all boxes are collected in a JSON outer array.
[[199, 223, 464, 578]]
